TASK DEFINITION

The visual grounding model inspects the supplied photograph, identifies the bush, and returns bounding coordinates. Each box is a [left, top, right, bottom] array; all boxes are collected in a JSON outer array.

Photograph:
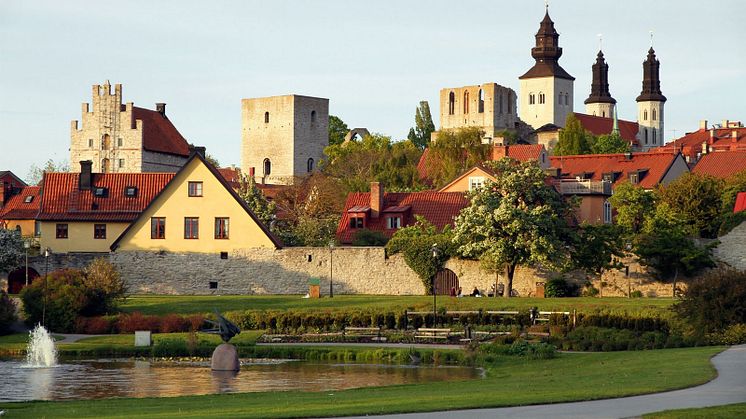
[[562, 326, 671, 351], [712, 324, 746, 345], [0, 290, 17, 335], [352, 229, 389, 246], [674, 268, 746, 335], [20, 269, 89, 332], [544, 277, 577, 297], [118, 311, 161, 333], [75, 316, 116, 334], [629, 290, 643, 298], [82, 258, 127, 315]]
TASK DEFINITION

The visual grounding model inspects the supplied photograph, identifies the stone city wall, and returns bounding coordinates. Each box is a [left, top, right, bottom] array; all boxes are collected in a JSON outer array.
[[714, 222, 746, 271]]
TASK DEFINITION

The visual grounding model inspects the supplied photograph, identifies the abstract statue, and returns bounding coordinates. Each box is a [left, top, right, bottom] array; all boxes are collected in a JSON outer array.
[[204, 309, 242, 371]]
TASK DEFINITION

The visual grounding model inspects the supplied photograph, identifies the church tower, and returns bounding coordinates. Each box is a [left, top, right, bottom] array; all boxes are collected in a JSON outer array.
[[519, 7, 574, 130], [584, 50, 616, 118], [636, 47, 666, 151]]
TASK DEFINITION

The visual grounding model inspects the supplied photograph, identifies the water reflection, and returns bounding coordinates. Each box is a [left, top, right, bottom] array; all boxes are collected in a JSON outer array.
[[0, 359, 481, 402]]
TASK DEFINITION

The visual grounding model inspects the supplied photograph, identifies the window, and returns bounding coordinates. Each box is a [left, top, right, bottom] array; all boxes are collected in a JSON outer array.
[[124, 186, 138, 197], [214, 217, 229, 239], [184, 217, 199, 239], [88, 139, 93, 148], [652, 129, 657, 144], [24, 195, 33, 203], [478, 89, 484, 113], [151, 217, 166, 239], [117, 137, 123, 147], [101, 158, 110, 173], [539, 93, 545, 104], [118, 159, 125, 168], [56, 223, 68, 239], [307, 254, 312, 262], [94, 224, 106, 239], [349, 217, 364, 229], [602, 173, 613, 183], [463, 91, 469, 114], [220, 252, 228, 260], [603, 201, 612, 224], [448, 92, 455, 115], [386, 216, 402, 230], [469, 176, 485, 191], [264, 112, 270, 123], [652, 109, 657, 121], [529, 94, 535, 105], [188, 181, 203, 197], [644, 129, 649, 145], [209, 281, 218, 289], [101, 134, 110, 149], [263, 158, 271, 176], [311, 110, 317, 123], [34, 221, 41, 237], [629, 173, 639, 185], [307, 158, 314, 173], [93, 187, 108, 197], [498, 93, 503, 114], [643, 110, 648, 121]]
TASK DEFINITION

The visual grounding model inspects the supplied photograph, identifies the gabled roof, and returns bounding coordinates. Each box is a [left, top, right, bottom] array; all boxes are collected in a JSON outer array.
[[438, 166, 497, 192], [692, 151, 746, 179], [735, 192, 746, 214], [336, 190, 468, 244], [659, 127, 746, 161], [132, 107, 191, 157], [37, 172, 174, 221], [549, 151, 683, 189], [573, 113, 639, 144], [110, 152, 282, 250], [0, 171, 27, 187], [0, 186, 40, 220]]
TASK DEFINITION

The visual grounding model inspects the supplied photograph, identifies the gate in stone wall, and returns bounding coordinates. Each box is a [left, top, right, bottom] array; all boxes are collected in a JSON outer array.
[[434, 268, 459, 295]]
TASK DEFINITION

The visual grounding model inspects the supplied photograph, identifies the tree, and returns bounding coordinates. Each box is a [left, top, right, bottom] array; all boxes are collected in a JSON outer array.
[[673, 268, 746, 336], [571, 223, 625, 279], [204, 154, 220, 168], [408, 101, 436, 150], [25, 159, 69, 185], [657, 172, 724, 238], [425, 127, 489, 188], [553, 113, 592, 156], [591, 132, 630, 154], [236, 174, 276, 227], [722, 168, 746, 213], [452, 159, 574, 297], [352, 229, 389, 246], [328, 115, 349, 146], [608, 181, 656, 235], [0, 229, 23, 274], [82, 258, 127, 315]]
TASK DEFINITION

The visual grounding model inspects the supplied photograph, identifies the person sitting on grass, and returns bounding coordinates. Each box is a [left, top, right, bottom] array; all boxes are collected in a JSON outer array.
[[471, 287, 481, 297]]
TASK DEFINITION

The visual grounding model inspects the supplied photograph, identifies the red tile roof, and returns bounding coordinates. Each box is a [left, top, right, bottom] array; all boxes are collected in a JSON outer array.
[[692, 151, 746, 179], [658, 127, 746, 161], [336, 190, 469, 244], [0, 171, 27, 188], [38, 172, 174, 221], [573, 113, 640, 144], [0, 186, 40, 220], [132, 107, 191, 157], [735, 192, 746, 213], [549, 151, 683, 189]]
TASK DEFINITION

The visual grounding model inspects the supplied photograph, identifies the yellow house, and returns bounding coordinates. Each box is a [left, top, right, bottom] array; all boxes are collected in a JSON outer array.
[[111, 152, 281, 253], [37, 161, 174, 253], [438, 166, 497, 193]]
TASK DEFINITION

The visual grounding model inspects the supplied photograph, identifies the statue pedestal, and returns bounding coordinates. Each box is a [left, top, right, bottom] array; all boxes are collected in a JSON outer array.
[[211, 343, 240, 371]]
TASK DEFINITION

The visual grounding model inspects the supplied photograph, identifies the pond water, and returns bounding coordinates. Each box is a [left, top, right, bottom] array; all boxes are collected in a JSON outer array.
[[0, 359, 482, 402]]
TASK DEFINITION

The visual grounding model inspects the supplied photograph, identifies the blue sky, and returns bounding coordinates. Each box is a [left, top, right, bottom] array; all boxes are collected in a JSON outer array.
[[1, 0, 744, 179]]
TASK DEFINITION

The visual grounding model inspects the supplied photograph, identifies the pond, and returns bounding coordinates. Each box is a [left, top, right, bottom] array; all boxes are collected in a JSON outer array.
[[0, 358, 482, 402]]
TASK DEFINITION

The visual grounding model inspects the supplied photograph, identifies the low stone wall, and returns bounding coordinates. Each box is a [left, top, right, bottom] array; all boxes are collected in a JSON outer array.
[[714, 222, 746, 271]]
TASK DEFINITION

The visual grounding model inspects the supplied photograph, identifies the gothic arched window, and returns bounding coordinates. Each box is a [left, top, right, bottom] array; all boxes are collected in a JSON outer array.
[[264, 112, 270, 123], [307, 158, 314, 173], [643, 110, 648, 121], [448, 92, 455, 115], [644, 128, 649, 144], [311, 110, 317, 123], [539, 93, 545, 104], [463, 91, 469, 114], [652, 109, 657, 121], [652, 129, 657, 144], [263, 158, 271, 176], [478, 89, 484, 113]]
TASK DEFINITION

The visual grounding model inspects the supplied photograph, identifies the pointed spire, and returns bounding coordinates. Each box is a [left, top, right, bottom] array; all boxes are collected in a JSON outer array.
[[519, 7, 574, 81], [584, 49, 616, 105], [636, 45, 666, 102]]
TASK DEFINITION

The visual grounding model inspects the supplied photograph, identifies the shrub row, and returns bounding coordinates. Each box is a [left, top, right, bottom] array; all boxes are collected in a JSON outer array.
[[550, 326, 688, 352], [575, 313, 670, 333], [74, 312, 206, 334]]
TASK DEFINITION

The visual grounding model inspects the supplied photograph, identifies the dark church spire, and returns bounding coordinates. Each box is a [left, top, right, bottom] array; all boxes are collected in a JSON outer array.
[[519, 8, 574, 80], [636, 47, 666, 102], [585, 50, 616, 105]]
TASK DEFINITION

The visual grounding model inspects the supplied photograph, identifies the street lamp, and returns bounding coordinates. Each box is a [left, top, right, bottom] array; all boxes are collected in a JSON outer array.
[[43, 247, 50, 327], [24, 240, 30, 287], [328, 240, 335, 298], [625, 242, 632, 299], [431, 244, 440, 326]]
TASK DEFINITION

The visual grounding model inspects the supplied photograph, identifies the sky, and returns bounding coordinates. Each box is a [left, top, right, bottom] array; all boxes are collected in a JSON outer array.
[[1, 0, 744, 181]]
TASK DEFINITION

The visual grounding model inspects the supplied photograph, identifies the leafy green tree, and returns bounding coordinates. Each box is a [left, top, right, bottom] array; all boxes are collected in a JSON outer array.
[[608, 181, 656, 235], [386, 217, 454, 294], [553, 113, 592, 156], [591, 132, 630, 154], [25, 158, 69, 185], [82, 258, 127, 315], [0, 229, 23, 274], [657, 172, 724, 238], [452, 159, 574, 297], [673, 268, 746, 336], [236, 174, 276, 227], [407, 101, 436, 150], [571, 223, 625, 279], [722, 168, 746, 213], [425, 127, 489, 188], [0, 290, 17, 335], [328, 115, 349, 146], [204, 154, 220, 168]]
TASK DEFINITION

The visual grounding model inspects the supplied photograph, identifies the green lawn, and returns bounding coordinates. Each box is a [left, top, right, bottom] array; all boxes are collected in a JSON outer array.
[[122, 294, 674, 316], [0, 346, 722, 418], [645, 402, 746, 418]]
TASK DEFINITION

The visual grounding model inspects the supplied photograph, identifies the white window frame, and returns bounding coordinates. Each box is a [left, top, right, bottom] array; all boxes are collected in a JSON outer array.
[[468, 176, 485, 192]]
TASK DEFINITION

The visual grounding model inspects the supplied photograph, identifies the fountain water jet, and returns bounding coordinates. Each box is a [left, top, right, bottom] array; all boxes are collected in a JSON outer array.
[[25, 324, 57, 367]]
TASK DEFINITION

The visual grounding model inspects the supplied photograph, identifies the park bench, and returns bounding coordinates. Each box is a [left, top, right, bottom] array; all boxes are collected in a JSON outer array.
[[415, 328, 452, 340], [343, 326, 385, 341]]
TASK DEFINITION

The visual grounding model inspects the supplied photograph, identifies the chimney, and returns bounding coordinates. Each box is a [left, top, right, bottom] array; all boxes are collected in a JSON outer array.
[[79, 160, 93, 190], [708, 129, 715, 144], [156, 103, 166, 117], [0, 182, 6, 208], [699, 120, 708, 130], [370, 182, 383, 218], [722, 120, 730, 128], [733, 130, 739, 143], [249, 167, 255, 178], [492, 145, 508, 160], [190, 146, 206, 159], [624, 152, 633, 160], [701, 141, 709, 155]]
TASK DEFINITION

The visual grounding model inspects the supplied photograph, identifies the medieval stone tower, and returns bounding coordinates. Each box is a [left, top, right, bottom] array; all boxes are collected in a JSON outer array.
[[438, 83, 517, 143], [241, 95, 329, 185], [519, 8, 574, 130], [584, 50, 616, 118], [636, 48, 666, 151], [70, 81, 190, 173]]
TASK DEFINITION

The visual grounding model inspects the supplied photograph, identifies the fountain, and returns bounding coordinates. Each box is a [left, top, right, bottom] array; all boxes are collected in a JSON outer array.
[[25, 324, 57, 367]]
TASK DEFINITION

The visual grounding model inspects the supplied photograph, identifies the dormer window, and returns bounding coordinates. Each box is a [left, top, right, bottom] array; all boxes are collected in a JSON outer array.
[[93, 187, 108, 197], [349, 216, 364, 229], [386, 216, 402, 230], [124, 186, 138, 197], [629, 173, 639, 185], [24, 195, 34, 203]]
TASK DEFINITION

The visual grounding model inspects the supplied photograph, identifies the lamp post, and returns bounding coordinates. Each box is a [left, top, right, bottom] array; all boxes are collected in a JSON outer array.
[[328, 240, 335, 298], [24, 240, 30, 287], [431, 244, 440, 326], [625, 242, 632, 299], [42, 247, 51, 327]]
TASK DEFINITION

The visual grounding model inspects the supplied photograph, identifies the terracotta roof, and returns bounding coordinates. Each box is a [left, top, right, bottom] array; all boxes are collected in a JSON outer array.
[[549, 151, 683, 189], [735, 192, 746, 213], [38, 172, 174, 221], [132, 107, 191, 157], [0, 186, 40, 220], [692, 151, 746, 179], [336, 190, 468, 244], [573, 113, 639, 144], [0, 171, 26, 188], [658, 127, 746, 161], [217, 167, 241, 190]]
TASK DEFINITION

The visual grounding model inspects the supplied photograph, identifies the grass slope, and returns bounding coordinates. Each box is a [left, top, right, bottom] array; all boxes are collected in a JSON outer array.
[[0, 346, 722, 419], [645, 402, 746, 418]]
